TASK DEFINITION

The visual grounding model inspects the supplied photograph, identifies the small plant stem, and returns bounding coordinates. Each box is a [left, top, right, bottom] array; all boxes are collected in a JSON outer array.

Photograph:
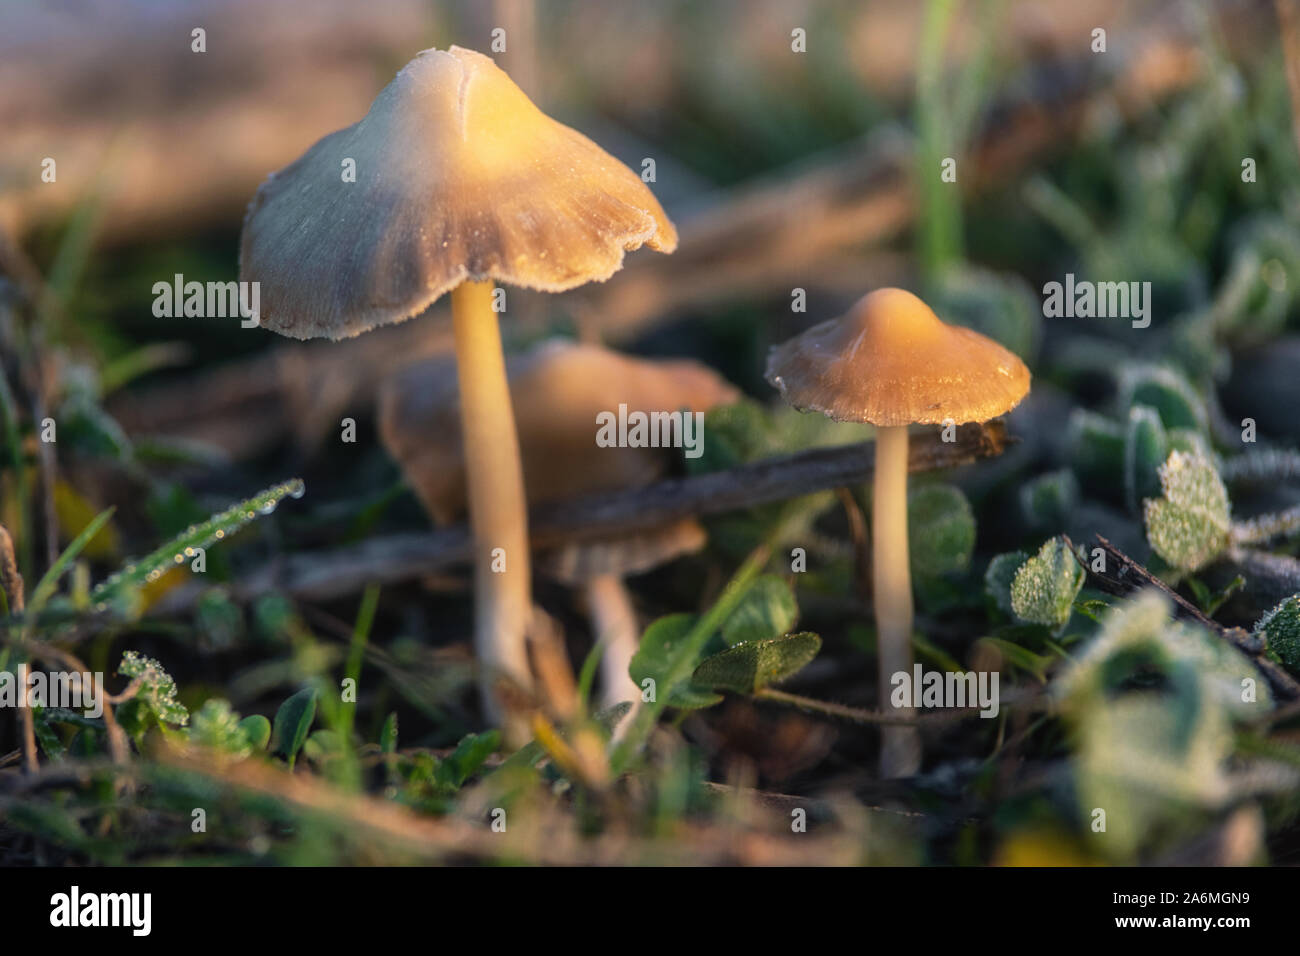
[[585, 573, 640, 710], [916, 0, 961, 280], [451, 280, 534, 736], [756, 687, 1042, 725], [575, 639, 603, 714], [610, 538, 773, 774], [873, 425, 921, 777], [756, 688, 912, 724], [338, 584, 379, 789]]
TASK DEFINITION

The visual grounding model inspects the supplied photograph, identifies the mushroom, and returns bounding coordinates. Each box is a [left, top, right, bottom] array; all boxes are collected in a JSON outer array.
[[765, 288, 1030, 777], [239, 47, 676, 724], [379, 339, 738, 711], [539, 519, 708, 712]]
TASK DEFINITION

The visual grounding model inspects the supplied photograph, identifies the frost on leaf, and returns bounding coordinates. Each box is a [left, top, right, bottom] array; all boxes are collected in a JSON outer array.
[[693, 632, 822, 694], [189, 699, 252, 758], [1124, 405, 1167, 514], [1142, 451, 1230, 571], [119, 650, 189, 727], [1019, 469, 1078, 532], [1256, 594, 1300, 674], [1058, 591, 1271, 720], [1118, 363, 1206, 433], [984, 550, 1029, 617], [1074, 685, 1232, 860], [1010, 537, 1084, 632], [908, 483, 976, 580], [1057, 591, 1272, 860]]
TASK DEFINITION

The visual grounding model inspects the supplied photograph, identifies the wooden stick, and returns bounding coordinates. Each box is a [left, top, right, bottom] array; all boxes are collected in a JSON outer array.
[[157, 422, 1010, 610], [1069, 534, 1300, 701]]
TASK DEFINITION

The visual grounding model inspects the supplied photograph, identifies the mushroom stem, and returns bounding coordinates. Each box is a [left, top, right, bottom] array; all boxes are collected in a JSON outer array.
[[451, 280, 534, 729], [584, 573, 642, 711], [872, 425, 922, 778]]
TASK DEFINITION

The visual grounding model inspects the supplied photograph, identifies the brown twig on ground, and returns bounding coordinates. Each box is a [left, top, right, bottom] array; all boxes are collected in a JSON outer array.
[[9, 641, 135, 772], [158, 422, 1011, 609], [1080, 534, 1217, 625], [1069, 534, 1300, 701]]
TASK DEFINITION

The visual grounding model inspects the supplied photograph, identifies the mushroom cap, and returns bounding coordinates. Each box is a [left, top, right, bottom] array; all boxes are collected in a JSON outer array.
[[539, 518, 708, 586], [765, 287, 1031, 427], [379, 339, 740, 524], [240, 46, 677, 341]]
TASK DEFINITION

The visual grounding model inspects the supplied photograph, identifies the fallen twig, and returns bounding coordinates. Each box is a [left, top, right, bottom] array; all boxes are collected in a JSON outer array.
[[1070, 534, 1300, 700], [158, 422, 1011, 609]]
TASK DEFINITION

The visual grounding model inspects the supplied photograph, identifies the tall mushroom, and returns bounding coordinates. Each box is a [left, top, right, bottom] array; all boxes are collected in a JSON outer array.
[[240, 47, 676, 724], [379, 339, 738, 709], [765, 288, 1030, 777]]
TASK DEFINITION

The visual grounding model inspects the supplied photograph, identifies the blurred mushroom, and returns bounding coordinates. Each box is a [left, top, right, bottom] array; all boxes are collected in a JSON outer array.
[[379, 339, 738, 711], [542, 518, 707, 712], [240, 47, 676, 725], [766, 288, 1030, 778]]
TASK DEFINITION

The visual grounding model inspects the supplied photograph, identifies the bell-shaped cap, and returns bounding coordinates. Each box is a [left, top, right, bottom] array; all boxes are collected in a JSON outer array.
[[240, 46, 677, 340], [539, 518, 708, 586], [379, 339, 738, 524], [765, 288, 1031, 427]]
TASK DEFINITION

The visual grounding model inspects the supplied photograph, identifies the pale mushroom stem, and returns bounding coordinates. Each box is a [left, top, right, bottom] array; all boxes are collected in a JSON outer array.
[[451, 280, 534, 732], [585, 572, 642, 712], [872, 425, 922, 778]]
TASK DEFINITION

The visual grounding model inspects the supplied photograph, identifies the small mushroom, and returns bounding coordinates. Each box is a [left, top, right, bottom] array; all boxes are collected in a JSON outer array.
[[765, 288, 1030, 778], [541, 518, 708, 713], [240, 47, 676, 724], [380, 339, 738, 711]]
